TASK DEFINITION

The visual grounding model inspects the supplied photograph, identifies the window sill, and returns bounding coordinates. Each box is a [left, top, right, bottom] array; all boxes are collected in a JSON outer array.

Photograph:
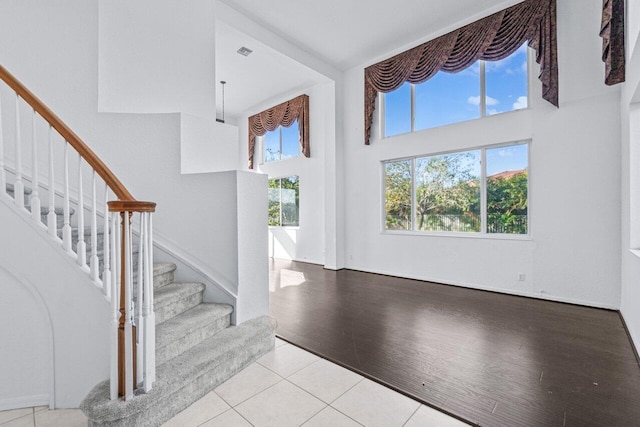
[[269, 226, 300, 230], [381, 230, 532, 241]]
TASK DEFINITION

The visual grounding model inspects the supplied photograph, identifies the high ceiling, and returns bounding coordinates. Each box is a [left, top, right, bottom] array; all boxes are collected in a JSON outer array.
[[219, 0, 523, 70], [215, 0, 523, 119]]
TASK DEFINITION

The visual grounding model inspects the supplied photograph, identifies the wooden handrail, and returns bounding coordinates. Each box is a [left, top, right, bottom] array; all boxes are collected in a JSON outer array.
[[0, 64, 134, 201], [108, 200, 156, 213]]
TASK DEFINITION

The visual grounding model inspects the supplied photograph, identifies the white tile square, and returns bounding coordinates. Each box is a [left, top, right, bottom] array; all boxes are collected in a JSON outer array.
[[200, 409, 252, 427], [215, 362, 282, 407], [331, 379, 420, 427], [34, 409, 86, 427], [235, 380, 325, 427], [162, 391, 229, 427], [404, 405, 469, 427], [0, 408, 32, 425], [2, 414, 34, 427], [257, 343, 319, 378], [288, 359, 363, 403], [275, 337, 288, 348], [302, 406, 362, 427]]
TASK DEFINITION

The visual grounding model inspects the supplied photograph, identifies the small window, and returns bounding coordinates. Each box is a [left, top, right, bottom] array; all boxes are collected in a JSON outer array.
[[384, 45, 528, 137], [268, 176, 299, 226], [263, 120, 300, 163], [384, 142, 528, 235]]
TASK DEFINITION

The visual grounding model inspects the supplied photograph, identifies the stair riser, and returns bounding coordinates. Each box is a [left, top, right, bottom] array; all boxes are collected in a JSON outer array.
[[156, 314, 231, 365], [84, 318, 274, 427], [153, 271, 174, 289], [155, 292, 203, 325]]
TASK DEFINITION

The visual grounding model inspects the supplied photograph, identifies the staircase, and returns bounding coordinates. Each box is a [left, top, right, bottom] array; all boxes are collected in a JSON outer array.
[[3, 178, 274, 426], [81, 263, 273, 427], [0, 64, 273, 426]]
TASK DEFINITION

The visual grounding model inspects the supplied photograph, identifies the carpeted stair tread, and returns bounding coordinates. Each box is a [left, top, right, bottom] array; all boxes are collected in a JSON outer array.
[[155, 303, 233, 365], [153, 263, 176, 289], [5, 183, 32, 195], [153, 282, 205, 324], [81, 316, 274, 427]]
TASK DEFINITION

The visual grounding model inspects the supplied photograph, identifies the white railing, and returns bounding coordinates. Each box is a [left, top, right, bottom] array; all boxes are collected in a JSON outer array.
[[0, 65, 155, 401]]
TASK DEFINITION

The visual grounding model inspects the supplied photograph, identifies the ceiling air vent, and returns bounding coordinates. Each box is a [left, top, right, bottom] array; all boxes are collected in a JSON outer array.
[[237, 46, 253, 56]]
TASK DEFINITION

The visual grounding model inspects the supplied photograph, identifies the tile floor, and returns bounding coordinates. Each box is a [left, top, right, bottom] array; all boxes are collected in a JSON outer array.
[[0, 338, 468, 427]]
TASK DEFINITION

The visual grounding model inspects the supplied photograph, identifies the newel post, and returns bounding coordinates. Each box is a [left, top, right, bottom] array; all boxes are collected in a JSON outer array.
[[108, 200, 156, 400]]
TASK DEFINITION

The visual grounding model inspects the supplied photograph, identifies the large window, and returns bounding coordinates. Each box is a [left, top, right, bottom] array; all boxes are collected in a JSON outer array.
[[384, 45, 528, 137], [268, 176, 299, 226], [263, 120, 300, 163], [384, 142, 528, 235]]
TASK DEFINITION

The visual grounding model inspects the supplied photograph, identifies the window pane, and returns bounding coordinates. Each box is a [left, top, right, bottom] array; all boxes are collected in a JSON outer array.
[[485, 45, 528, 115], [268, 179, 281, 226], [280, 176, 299, 226], [264, 130, 280, 163], [385, 160, 413, 230], [415, 151, 481, 232], [486, 144, 528, 234], [384, 82, 411, 137], [281, 120, 300, 160], [415, 65, 481, 131]]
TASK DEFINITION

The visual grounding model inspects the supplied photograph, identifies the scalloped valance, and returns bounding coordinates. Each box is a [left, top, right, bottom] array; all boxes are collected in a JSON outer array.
[[364, 0, 558, 145], [248, 94, 310, 169], [600, 0, 625, 85]]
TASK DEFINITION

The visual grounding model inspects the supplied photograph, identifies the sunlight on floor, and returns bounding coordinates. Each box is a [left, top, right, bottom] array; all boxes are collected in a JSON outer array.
[[270, 268, 306, 292]]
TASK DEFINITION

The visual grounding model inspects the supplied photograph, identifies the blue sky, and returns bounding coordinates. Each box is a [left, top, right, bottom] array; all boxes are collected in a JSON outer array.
[[385, 45, 528, 137], [264, 119, 299, 162]]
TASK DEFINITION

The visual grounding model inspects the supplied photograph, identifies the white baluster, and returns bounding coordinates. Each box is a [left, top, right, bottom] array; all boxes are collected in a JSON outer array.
[[123, 210, 134, 400], [30, 109, 41, 222], [76, 155, 86, 266], [47, 126, 57, 237], [0, 93, 6, 192], [90, 171, 99, 282], [109, 211, 120, 401], [143, 212, 156, 391], [14, 94, 24, 208], [103, 184, 111, 297], [136, 213, 145, 387], [62, 142, 72, 253]]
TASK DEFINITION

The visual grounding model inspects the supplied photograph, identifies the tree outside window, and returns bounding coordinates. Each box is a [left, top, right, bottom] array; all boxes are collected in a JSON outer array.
[[268, 176, 299, 226]]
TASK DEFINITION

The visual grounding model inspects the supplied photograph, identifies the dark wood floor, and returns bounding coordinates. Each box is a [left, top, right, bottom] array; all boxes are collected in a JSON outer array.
[[269, 259, 640, 427]]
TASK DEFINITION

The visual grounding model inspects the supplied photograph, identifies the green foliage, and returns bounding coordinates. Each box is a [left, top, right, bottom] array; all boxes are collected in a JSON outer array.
[[487, 171, 528, 234], [415, 153, 480, 231], [268, 177, 299, 226], [384, 153, 528, 234], [385, 161, 412, 230]]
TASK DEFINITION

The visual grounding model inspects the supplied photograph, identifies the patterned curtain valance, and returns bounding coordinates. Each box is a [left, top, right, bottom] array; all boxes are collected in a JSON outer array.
[[248, 94, 310, 169], [600, 0, 625, 85], [364, 0, 558, 145]]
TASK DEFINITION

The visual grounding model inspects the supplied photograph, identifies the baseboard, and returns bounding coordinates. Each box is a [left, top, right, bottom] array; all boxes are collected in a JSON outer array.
[[0, 394, 49, 411], [619, 310, 640, 368], [345, 264, 619, 311]]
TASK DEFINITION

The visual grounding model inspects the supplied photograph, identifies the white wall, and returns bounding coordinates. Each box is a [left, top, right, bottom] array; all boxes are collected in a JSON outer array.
[[621, 0, 640, 357], [239, 83, 334, 265], [340, 0, 622, 308], [0, 0, 271, 408], [0, 198, 110, 409]]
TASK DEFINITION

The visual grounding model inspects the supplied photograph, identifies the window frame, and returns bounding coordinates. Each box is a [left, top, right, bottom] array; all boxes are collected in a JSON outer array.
[[381, 140, 531, 239], [261, 122, 300, 165], [380, 48, 531, 139]]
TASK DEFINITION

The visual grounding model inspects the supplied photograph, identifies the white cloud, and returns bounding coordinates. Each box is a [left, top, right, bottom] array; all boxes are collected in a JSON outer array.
[[498, 148, 515, 157], [521, 61, 527, 72], [513, 96, 527, 110], [467, 95, 499, 106], [488, 109, 500, 115]]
